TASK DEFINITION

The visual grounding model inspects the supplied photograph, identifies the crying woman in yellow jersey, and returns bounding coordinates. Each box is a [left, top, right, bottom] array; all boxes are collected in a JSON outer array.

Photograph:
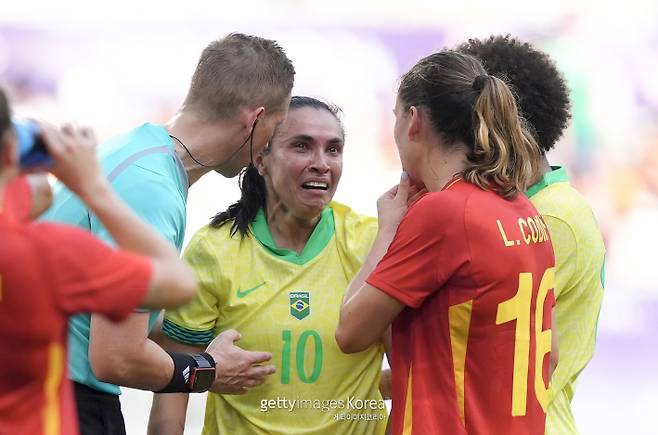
[[148, 96, 387, 435]]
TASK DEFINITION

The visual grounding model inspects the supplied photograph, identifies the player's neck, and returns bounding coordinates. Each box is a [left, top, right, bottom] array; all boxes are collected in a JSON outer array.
[[421, 145, 468, 191], [0, 171, 16, 213], [0, 169, 16, 194], [539, 155, 552, 176], [526, 155, 553, 187], [264, 201, 321, 255], [165, 110, 242, 186]]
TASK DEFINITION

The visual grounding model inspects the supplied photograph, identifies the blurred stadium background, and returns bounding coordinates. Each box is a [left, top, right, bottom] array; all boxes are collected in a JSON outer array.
[[2, 0, 657, 433]]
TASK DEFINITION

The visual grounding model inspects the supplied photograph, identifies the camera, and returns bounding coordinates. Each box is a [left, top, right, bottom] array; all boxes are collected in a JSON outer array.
[[13, 119, 52, 168]]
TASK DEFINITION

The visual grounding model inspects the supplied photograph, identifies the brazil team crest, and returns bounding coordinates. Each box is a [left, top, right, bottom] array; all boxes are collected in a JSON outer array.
[[289, 292, 310, 320]]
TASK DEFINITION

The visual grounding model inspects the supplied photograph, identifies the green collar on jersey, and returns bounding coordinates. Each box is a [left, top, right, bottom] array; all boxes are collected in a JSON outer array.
[[526, 166, 569, 198], [250, 206, 335, 265]]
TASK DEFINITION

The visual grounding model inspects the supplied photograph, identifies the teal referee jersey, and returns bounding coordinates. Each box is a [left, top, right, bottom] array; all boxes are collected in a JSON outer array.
[[42, 123, 188, 395]]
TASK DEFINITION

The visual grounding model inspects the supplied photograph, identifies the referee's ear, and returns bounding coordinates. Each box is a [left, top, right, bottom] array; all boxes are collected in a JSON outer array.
[[254, 153, 267, 176]]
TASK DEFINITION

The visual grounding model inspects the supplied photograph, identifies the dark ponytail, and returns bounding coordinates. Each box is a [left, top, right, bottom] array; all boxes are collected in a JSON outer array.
[[210, 164, 266, 237], [468, 75, 540, 198], [0, 88, 10, 153]]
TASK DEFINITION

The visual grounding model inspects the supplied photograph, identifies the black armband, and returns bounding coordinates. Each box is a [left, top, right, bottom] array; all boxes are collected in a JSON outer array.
[[157, 352, 216, 393]]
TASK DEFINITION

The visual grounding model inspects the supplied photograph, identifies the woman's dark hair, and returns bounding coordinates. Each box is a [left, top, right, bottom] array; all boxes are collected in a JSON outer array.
[[398, 50, 540, 198], [0, 88, 11, 154], [210, 96, 343, 237], [457, 35, 571, 153]]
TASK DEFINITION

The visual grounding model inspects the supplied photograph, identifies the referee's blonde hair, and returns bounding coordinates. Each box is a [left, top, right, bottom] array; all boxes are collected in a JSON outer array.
[[184, 33, 295, 120]]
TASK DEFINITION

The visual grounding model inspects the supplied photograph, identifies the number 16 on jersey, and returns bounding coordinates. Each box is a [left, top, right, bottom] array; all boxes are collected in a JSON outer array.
[[496, 267, 555, 416]]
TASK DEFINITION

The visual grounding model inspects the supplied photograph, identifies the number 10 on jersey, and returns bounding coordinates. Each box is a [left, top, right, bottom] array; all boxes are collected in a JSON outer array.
[[281, 330, 323, 384]]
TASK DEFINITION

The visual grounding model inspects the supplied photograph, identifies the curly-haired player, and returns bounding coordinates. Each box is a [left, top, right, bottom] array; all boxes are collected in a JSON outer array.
[[458, 35, 606, 435], [458, 35, 570, 152]]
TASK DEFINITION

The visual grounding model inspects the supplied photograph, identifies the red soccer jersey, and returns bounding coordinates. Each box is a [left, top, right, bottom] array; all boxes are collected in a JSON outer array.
[[0, 177, 153, 435], [3, 175, 32, 222], [368, 178, 555, 435]]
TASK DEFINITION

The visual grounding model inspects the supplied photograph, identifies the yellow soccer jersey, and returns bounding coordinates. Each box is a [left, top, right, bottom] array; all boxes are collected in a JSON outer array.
[[527, 167, 605, 435], [164, 202, 387, 435]]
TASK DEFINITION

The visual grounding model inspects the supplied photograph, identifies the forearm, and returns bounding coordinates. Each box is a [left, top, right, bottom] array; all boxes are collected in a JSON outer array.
[[25, 174, 53, 218], [379, 368, 392, 400], [80, 181, 196, 309], [89, 313, 174, 390], [78, 181, 179, 262], [148, 393, 189, 435], [147, 336, 202, 435], [343, 229, 396, 304], [337, 230, 401, 354], [337, 283, 404, 353], [383, 327, 392, 367], [93, 336, 174, 390]]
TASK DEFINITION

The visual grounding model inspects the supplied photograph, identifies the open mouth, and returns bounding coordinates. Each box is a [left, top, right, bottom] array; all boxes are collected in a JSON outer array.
[[301, 181, 329, 191]]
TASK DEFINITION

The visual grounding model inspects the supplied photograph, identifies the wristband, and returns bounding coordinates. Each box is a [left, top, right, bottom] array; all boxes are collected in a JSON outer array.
[[189, 352, 216, 393], [157, 352, 216, 393]]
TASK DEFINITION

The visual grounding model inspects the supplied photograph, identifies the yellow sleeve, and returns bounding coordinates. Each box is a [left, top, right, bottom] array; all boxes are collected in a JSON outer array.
[[544, 215, 578, 300], [331, 202, 378, 279], [544, 214, 604, 402], [163, 227, 228, 345]]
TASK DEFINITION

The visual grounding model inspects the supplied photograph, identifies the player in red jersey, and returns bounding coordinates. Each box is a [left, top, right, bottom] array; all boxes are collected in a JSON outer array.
[[336, 51, 556, 434], [3, 173, 52, 221], [0, 88, 197, 435]]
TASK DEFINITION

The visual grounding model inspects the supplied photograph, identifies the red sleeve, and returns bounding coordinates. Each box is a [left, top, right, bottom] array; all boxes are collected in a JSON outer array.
[[32, 222, 152, 321], [3, 176, 32, 222], [367, 193, 470, 308]]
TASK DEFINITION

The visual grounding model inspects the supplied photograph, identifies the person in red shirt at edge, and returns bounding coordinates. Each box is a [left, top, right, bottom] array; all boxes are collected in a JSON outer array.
[[3, 173, 52, 221], [0, 88, 198, 435], [336, 50, 558, 435]]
